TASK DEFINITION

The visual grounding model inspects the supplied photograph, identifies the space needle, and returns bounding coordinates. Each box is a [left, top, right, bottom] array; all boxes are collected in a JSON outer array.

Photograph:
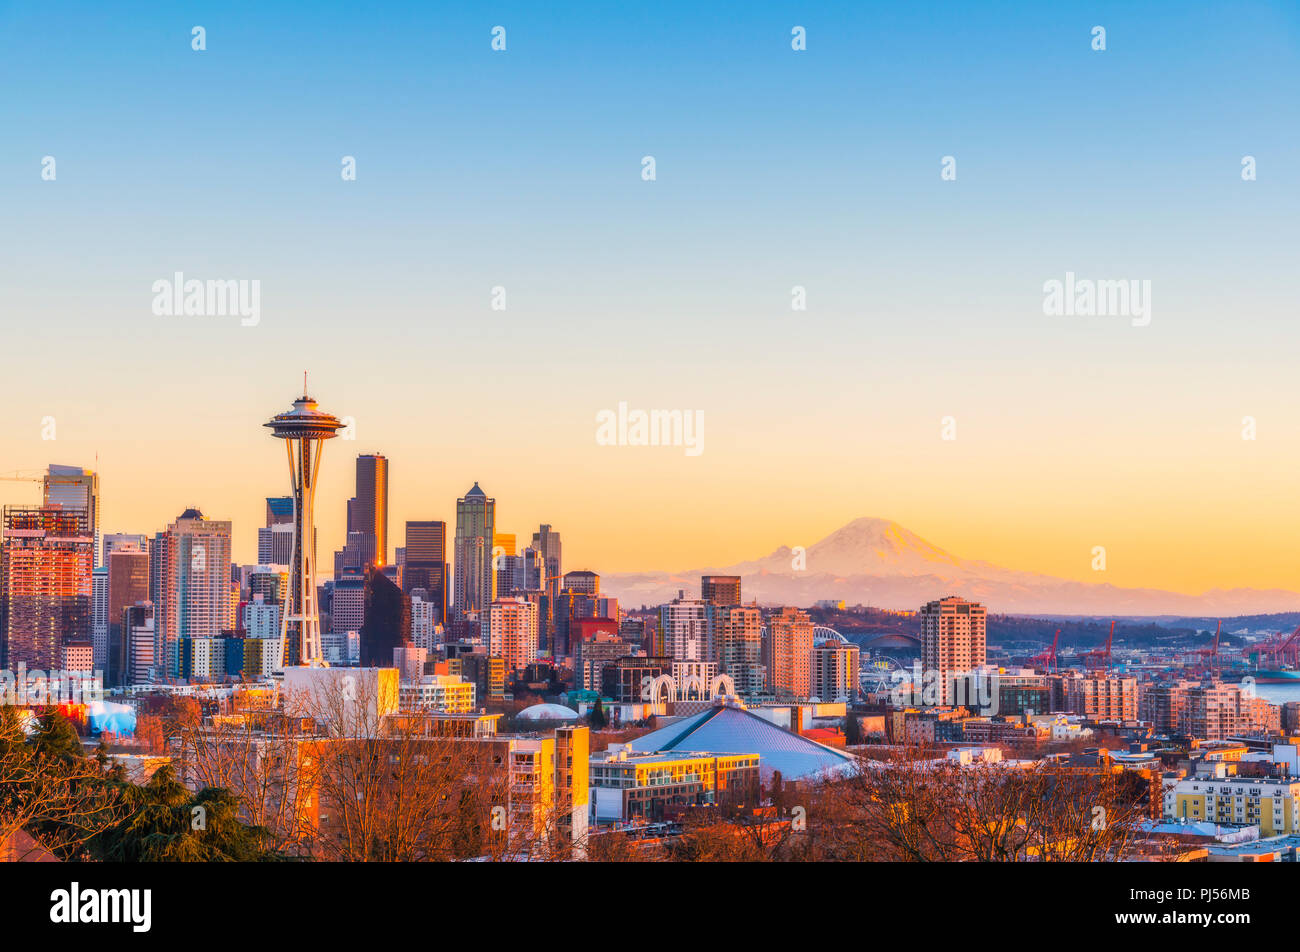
[[264, 378, 344, 667]]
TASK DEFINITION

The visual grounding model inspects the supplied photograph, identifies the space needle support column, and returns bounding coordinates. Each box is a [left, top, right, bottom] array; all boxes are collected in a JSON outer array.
[[266, 387, 344, 671]]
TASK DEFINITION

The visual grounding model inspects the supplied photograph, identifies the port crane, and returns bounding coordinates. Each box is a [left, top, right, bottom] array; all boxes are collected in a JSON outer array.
[[1027, 628, 1061, 673], [1244, 624, 1300, 670], [1080, 620, 1116, 674], [1191, 620, 1222, 677]]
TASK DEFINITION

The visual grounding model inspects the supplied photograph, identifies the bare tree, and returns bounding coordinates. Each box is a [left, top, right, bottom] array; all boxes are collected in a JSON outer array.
[[284, 673, 511, 861], [0, 710, 126, 860], [825, 747, 1149, 862]]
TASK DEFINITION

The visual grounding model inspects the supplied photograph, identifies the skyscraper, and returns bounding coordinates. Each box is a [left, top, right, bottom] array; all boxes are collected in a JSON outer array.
[[353, 454, 389, 567], [0, 505, 94, 670], [102, 532, 147, 568], [562, 570, 600, 597], [91, 567, 108, 672], [107, 545, 149, 687], [403, 520, 447, 628], [327, 571, 366, 664], [920, 596, 987, 706], [359, 565, 408, 667], [701, 575, 741, 607], [492, 532, 516, 598], [258, 497, 296, 566], [453, 483, 495, 620], [530, 524, 562, 601], [43, 465, 99, 569], [159, 509, 232, 676], [265, 390, 345, 667], [259, 523, 295, 566], [265, 497, 293, 526]]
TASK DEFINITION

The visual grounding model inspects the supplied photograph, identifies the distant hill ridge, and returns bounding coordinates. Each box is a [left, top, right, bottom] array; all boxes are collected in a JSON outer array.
[[603, 517, 1300, 616]]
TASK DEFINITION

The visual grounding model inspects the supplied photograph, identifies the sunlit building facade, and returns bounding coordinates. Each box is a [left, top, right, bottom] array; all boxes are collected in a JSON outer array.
[[920, 596, 987, 706], [0, 505, 94, 670], [766, 606, 814, 700], [159, 509, 233, 677], [454, 483, 495, 618], [488, 597, 538, 673]]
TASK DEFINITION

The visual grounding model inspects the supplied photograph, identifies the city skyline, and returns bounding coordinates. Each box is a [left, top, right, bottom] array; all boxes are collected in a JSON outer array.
[[3, 0, 1300, 891], [6, 403, 1300, 608]]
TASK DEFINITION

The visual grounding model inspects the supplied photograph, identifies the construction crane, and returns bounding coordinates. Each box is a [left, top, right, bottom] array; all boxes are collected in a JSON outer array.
[[1080, 620, 1116, 674], [0, 472, 43, 507], [1027, 628, 1061, 673]]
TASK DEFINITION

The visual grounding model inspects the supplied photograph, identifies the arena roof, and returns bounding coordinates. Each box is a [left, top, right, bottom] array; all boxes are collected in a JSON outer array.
[[625, 703, 857, 782]]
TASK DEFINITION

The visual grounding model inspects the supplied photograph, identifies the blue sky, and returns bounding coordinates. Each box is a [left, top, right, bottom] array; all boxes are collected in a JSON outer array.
[[0, 1, 1298, 592]]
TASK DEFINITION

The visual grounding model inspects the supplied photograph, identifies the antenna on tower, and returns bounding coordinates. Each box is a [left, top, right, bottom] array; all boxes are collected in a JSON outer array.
[[303, 371, 308, 396]]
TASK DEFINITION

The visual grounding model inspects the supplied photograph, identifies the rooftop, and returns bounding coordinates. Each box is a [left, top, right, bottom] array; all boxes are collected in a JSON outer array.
[[625, 702, 857, 782]]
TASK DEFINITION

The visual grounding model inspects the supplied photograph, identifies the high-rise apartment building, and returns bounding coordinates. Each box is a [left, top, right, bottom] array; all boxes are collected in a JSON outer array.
[[811, 640, 861, 702], [159, 509, 233, 677], [701, 575, 741, 607], [659, 595, 713, 663], [766, 606, 814, 699], [242, 594, 282, 640], [920, 596, 987, 706], [246, 565, 288, 606], [123, 602, 155, 685], [454, 483, 495, 617], [488, 596, 539, 673], [0, 505, 94, 670], [713, 604, 765, 697], [410, 589, 443, 652]]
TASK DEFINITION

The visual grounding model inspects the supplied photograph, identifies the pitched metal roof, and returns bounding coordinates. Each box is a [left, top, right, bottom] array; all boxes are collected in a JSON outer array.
[[626, 704, 857, 782]]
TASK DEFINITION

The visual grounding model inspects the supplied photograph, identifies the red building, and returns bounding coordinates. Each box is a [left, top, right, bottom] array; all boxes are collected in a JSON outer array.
[[571, 617, 619, 646]]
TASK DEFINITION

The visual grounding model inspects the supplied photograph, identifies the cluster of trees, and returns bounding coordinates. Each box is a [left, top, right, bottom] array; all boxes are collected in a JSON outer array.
[[642, 752, 1151, 862], [0, 708, 278, 861]]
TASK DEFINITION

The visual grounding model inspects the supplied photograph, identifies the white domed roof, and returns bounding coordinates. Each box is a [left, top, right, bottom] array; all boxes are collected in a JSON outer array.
[[518, 703, 579, 721]]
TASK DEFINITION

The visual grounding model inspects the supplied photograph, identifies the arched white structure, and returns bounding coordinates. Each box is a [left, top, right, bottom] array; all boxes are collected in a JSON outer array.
[[709, 674, 736, 697], [642, 672, 736, 702], [813, 626, 849, 646]]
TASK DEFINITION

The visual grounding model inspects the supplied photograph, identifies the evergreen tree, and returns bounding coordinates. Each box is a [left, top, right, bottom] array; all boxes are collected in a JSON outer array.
[[89, 764, 281, 862]]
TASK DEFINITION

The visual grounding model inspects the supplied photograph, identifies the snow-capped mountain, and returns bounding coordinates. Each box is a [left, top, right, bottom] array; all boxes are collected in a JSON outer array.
[[602, 517, 1300, 616]]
